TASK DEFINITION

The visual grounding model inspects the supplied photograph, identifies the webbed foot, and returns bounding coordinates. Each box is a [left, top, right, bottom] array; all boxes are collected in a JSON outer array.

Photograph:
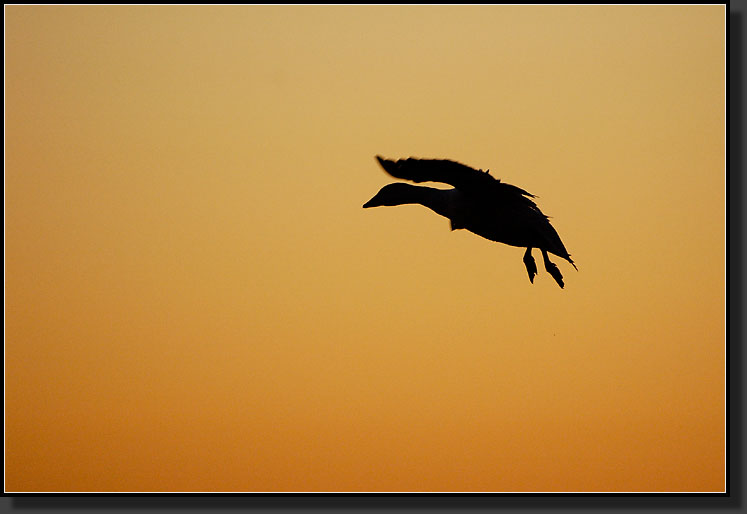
[[541, 249, 565, 289], [523, 247, 538, 284]]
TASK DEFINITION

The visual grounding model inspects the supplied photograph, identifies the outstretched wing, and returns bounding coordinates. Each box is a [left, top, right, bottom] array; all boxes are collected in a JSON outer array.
[[375, 156, 496, 192], [376, 155, 541, 212]]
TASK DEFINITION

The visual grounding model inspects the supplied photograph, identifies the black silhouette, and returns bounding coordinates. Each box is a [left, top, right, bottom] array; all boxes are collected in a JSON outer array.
[[363, 156, 577, 288]]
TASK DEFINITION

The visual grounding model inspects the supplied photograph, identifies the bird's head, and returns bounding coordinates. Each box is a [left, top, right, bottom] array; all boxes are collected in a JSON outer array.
[[362, 183, 415, 208]]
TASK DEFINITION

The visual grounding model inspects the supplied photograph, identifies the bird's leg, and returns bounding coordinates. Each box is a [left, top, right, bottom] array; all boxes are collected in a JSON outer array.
[[523, 247, 537, 284], [541, 249, 564, 289]]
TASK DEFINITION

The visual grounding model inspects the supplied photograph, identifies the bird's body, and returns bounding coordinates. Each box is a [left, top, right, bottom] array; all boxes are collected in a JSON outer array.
[[363, 156, 577, 288]]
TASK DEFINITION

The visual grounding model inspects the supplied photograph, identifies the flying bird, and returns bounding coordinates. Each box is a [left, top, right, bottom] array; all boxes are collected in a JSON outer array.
[[363, 156, 577, 288]]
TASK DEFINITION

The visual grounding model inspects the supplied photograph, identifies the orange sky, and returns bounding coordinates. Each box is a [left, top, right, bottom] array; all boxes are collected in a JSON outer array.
[[5, 5, 725, 492]]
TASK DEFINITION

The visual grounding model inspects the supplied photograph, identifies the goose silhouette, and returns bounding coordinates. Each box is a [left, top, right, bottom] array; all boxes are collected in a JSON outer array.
[[364, 156, 577, 288]]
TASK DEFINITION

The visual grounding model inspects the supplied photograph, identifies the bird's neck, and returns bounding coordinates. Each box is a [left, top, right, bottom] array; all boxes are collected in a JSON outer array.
[[396, 185, 454, 219]]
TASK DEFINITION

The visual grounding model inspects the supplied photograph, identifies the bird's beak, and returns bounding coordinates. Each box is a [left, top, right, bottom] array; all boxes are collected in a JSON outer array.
[[362, 192, 383, 208]]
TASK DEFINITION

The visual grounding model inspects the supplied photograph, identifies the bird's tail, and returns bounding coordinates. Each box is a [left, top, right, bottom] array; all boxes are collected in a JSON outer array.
[[567, 257, 578, 271]]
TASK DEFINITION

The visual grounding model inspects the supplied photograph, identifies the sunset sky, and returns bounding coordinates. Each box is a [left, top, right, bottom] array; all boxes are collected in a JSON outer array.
[[5, 5, 725, 492]]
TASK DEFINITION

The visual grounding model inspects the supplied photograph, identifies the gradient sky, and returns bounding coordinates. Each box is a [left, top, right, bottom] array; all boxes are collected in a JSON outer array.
[[5, 5, 725, 492]]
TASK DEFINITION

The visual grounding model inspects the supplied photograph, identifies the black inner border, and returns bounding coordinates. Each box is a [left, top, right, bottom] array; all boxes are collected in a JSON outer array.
[[4, 3, 741, 511]]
